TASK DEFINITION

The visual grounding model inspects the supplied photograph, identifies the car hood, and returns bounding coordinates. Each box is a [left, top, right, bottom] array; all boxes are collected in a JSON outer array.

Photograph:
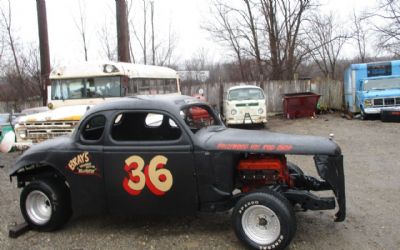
[[362, 89, 400, 98], [9, 136, 74, 176], [196, 126, 341, 156]]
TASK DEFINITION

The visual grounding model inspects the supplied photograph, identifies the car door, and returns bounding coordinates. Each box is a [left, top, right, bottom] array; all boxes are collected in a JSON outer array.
[[66, 113, 107, 216], [103, 110, 198, 216]]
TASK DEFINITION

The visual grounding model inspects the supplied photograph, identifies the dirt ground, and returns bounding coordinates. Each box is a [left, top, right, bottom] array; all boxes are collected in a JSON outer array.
[[0, 113, 399, 250]]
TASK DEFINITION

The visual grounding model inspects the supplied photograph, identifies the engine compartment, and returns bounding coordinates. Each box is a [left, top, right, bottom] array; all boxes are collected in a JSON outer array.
[[236, 154, 293, 192]]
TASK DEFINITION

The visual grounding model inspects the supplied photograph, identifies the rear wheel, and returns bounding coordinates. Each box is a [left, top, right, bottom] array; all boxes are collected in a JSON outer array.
[[20, 179, 71, 231], [232, 190, 296, 250]]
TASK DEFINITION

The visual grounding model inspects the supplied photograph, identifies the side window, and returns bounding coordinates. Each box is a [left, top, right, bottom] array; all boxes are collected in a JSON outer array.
[[111, 112, 181, 141], [81, 115, 106, 141]]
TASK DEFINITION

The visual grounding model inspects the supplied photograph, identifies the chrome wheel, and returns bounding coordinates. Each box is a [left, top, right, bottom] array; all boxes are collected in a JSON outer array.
[[25, 190, 52, 225], [241, 205, 281, 245]]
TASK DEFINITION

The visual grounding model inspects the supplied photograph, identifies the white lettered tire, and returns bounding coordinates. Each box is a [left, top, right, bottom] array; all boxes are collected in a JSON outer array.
[[232, 190, 296, 250]]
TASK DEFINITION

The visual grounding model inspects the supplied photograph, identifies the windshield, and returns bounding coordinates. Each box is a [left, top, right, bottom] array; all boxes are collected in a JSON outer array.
[[228, 88, 265, 101], [51, 76, 121, 100], [363, 78, 400, 91]]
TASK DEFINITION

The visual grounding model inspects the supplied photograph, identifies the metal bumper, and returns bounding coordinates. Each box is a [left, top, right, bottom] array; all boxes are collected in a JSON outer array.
[[364, 106, 400, 114], [14, 142, 32, 151], [314, 154, 346, 222], [226, 115, 267, 125]]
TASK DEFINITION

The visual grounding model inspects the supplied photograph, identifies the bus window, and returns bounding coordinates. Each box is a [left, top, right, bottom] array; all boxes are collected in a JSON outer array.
[[127, 78, 177, 95], [165, 79, 177, 93]]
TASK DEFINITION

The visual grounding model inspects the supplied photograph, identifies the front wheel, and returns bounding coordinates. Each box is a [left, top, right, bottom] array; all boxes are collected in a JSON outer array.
[[20, 179, 71, 231], [360, 109, 368, 120], [232, 190, 296, 250]]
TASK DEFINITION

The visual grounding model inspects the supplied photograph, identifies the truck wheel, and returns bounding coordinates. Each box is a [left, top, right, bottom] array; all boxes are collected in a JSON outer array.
[[232, 190, 296, 250], [20, 179, 71, 231], [287, 162, 304, 176], [360, 109, 368, 120]]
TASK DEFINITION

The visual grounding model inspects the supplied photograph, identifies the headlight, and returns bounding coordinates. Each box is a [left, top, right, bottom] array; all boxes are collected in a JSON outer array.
[[231, 109, 237, 115], [19, 130, 27, 139], [364, 99, 372, 107], [258, 108, 264, 114]]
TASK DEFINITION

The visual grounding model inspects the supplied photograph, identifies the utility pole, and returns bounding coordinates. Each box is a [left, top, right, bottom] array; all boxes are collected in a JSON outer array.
[[36, 0, 51, 105], [116, 0, 130, 62]]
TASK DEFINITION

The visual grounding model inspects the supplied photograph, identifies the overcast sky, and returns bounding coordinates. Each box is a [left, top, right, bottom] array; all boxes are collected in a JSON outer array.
[[3, 0, 378, 66]]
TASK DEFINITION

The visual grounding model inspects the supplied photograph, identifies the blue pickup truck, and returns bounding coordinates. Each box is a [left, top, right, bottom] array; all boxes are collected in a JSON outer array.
[[344, 60, 400, 119]]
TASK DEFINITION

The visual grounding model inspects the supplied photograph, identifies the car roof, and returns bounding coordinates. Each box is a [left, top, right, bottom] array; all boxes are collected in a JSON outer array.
[[83, 94, 207, 117], [228, 85, 262, 91]]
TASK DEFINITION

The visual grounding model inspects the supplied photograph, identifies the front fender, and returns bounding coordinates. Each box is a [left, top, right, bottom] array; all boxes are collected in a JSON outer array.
[[314, 154, 346, 222], [9, 152, 54, 177]]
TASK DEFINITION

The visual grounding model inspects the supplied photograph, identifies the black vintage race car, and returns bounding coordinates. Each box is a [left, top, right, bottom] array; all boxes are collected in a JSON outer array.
[[9, 95, 345, 250]]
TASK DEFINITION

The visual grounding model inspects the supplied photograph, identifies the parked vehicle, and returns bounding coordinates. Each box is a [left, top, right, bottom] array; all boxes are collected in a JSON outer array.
[[224, 85, 267, 126], [9, 95, 346, 250], [344, 60, 400, 119], [13, 61, 181, 149]]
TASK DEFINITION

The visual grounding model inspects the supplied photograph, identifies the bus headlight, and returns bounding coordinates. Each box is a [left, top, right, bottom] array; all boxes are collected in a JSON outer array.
[[364, 99, 372, 107], [231, 109, 237, 115], [258, 108, 264, 114], [103, 64, 119, 73], [19, 130, 27, 139]]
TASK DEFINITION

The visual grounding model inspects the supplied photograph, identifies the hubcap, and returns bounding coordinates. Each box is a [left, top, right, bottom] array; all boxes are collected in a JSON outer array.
[[25, 190, 52, 225], [242, 205, 281, 245]]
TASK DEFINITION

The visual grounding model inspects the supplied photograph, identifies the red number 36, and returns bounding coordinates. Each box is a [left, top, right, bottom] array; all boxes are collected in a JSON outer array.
[[122, 155, 173, 196]]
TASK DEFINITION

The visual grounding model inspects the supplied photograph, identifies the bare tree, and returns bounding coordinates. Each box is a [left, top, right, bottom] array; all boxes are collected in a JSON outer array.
[[373, 0, 400, 56], [0, 32, 5, 65], [204, 0, 246, 80], [155, 21, 178, 66], [304, 13, 350, 79], [352, 11, 369, 63], [130, 0, 149, 64], [98, 18, 117, 61], [142, 0, 148, 64], [74, 0, 89, 61], [0, 0, 21, 78], [238, 0, 263, 80], [150, 0, 155, 65], [260, 0, 312, 80]]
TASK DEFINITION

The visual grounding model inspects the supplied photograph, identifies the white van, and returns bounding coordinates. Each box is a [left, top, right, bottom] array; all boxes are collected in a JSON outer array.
[[224, 85, 267, 125]]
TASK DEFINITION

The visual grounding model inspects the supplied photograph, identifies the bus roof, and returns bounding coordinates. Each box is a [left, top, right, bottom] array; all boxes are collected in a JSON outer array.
[[50, 61, 178, 79], [348, 60, 400, 70]]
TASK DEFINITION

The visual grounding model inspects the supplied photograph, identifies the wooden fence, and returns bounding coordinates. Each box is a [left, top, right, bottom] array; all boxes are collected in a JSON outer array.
[[180, 79, 343, 113], [0, 80, 343, 114], [0, 99, 43, 113]]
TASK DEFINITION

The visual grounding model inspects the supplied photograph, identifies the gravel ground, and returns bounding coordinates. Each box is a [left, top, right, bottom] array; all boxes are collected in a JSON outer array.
[[1, 113, 399, 250]]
